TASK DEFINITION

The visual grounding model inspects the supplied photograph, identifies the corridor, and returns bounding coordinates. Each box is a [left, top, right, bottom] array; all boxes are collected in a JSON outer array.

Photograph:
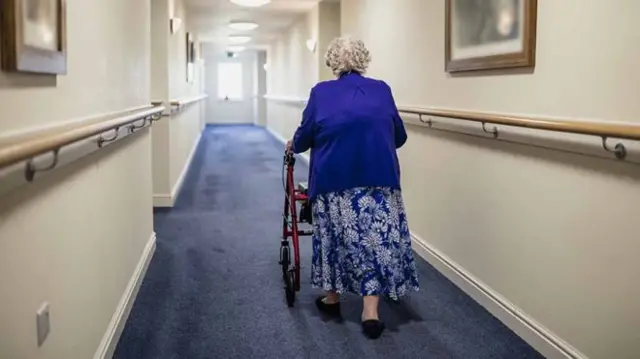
[[114, 126, 542, 359], [1, 0, 639, 358]]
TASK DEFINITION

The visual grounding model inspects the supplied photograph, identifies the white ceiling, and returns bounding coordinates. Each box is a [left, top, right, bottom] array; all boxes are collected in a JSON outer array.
[[186, 0, 322, 49]]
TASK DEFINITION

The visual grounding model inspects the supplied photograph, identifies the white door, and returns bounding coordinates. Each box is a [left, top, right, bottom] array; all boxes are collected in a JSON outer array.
[[203, 47, 256, 124]]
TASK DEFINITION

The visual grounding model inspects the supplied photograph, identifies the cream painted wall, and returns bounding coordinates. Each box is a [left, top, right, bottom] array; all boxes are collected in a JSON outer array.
[[151, 0, 204, 205], [254, 51, 268, 126], [316, 1, 341, 82], [0, 1, 153, 358], [168, 0, 203, 200], [151, 0, 171, 197], [266, 1, 640, 358], [265, 9, 326, 144]]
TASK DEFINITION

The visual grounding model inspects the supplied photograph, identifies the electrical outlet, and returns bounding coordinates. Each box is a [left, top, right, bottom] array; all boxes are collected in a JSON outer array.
[[36, 302, 50, 347]]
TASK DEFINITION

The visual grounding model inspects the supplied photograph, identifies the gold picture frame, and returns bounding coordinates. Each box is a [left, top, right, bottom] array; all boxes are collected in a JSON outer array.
[[445, 0, 537, 73], [1, 0, 67, 75]]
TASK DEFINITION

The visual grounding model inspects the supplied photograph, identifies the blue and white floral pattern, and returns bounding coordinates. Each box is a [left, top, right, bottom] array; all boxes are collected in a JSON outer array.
[[310, 187, 419, 300]]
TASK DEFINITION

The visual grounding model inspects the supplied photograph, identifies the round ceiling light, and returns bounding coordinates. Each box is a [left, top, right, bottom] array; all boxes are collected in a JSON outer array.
[[229, 21, 259, 31], [229, 0, 271, 7], [227, 46, 246, 52], [228, 35, 251, 44]]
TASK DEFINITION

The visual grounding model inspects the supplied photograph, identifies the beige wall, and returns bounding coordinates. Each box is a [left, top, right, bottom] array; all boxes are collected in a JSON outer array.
[[0, 0, 153, 358], [151, 0, 204, 206], [266, 1, 640, 358], [265, 5, 339, 145], [317, 1, 341, 82]]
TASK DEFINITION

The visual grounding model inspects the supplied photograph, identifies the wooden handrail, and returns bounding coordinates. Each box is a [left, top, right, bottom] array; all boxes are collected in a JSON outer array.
[[263, 94, 638, 159], [263, 94, 640, 141], [397, 106, 640, 141], [170, 94, 208, 107], [0, 105, 164, 169], [263, 94, 307, 105]]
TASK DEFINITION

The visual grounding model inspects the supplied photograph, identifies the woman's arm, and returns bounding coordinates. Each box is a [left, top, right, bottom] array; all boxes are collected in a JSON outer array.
[[291, 88, 316, 153], [384, 83, 407, 148]]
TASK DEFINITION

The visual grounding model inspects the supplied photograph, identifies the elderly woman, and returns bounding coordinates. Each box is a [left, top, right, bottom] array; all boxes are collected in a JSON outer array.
[[286, 36, 419, 339]]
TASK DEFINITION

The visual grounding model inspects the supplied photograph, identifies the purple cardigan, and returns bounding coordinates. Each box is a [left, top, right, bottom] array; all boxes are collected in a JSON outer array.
[[292, 72, 407, 199]]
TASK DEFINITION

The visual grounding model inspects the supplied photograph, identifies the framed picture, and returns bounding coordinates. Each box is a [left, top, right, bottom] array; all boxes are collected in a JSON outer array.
[[186, 32, 194, 83], [445, 0, 537, 73], [1, 0, 67, 75]]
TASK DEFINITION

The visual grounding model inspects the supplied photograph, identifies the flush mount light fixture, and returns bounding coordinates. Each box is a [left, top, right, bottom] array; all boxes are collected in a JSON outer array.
[[228, 21, 259, 31], [227, 46, 247, 52], [229, 0, 271, 7], [228, 35, 251, 44]]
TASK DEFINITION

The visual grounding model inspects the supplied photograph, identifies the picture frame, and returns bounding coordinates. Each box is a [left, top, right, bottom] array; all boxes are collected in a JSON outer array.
[[186, 32, 194, 83], [1, 0, 67, 75], [445, 0, 537, 73]]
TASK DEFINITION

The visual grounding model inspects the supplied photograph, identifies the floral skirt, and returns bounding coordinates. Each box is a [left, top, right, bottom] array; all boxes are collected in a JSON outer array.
[[310, 187, 419, 300]]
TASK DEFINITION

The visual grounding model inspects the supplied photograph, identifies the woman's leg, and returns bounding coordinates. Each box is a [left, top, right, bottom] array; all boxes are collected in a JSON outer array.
[[361, 294, 384, 339], [362, 295, 379, 320], [324, 291, 340, 304]]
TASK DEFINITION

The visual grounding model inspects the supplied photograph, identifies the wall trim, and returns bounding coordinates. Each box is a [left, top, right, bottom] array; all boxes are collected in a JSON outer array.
[[93, 232, 156, 359], [265, 124, 585, 359], [153, 133, 202, 207], [410, 233, 586, 359], [263, 94, 640, 163], [263, 94, 307, 106]]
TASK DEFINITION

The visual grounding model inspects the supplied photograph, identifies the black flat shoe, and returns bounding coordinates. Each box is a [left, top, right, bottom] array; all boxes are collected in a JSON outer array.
[[361, 319, 385, 339], [315, 296, 341, 317]]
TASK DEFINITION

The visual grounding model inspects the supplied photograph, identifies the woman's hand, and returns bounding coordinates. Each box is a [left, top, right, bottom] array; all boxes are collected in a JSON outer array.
[[286, 140, 293, 153]]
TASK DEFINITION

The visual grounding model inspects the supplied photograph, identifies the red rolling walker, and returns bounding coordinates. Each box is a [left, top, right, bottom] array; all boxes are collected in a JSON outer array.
[[280, 150, 313, 307]]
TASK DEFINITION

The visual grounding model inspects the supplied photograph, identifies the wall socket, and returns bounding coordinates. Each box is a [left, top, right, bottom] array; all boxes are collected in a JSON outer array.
[[36, 302, 50, 347]]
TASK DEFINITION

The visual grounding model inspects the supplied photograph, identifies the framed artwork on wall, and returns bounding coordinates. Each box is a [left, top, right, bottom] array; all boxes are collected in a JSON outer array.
[[1, 0, 67, 75], [445, 0, 537, 73], [186, 32, 195, 83]]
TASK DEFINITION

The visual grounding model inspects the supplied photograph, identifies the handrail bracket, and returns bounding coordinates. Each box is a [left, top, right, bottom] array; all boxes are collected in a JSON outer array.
[[602, 137, 627, 160], [418, 114, 433, 127], [128, 118, 148, 133], [25, 149, 60, 182], [97, 127, 120, 148], [482, 122, 499, 138]]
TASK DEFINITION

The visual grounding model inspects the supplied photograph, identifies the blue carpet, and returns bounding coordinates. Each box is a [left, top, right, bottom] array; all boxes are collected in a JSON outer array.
[[114, 125, 545, 359]]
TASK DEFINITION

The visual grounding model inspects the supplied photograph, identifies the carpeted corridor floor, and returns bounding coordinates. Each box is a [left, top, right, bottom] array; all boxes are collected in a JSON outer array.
[[114, 125, 544, 359]]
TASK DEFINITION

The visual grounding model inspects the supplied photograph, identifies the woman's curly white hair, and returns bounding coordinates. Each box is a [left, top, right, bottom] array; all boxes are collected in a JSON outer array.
[[324, 36, 371, 76]]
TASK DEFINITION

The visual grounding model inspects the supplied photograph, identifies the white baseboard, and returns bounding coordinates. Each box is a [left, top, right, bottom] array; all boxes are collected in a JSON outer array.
[[93, 232, 157, 359], [266, 123, 584, 358], [410, 233, 586, 359], [153, 133, 201, 207]]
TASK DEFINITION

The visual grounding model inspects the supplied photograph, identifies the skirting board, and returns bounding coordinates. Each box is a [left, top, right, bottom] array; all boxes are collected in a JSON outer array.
[[153, 133, 202, 207], [411, 232, 585, 359], [93, 232, 156, 359], [265, 125, 585, 359]]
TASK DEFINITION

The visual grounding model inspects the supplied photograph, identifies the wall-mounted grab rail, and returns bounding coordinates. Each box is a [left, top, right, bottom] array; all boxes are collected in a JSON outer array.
[[263, 94, 307, 106], [397, 106, 640, 160], [170, 94, 208, 108], [150, 94, 207, 115], [262, 94, 639, 161], [0, 105, 164, 195]]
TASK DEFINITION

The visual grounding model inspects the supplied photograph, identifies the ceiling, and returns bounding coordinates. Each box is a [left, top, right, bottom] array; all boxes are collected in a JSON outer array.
[[186, 0, 323, 49]]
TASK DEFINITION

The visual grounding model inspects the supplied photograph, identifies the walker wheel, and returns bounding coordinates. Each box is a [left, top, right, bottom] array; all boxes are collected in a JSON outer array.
[[280, 245, 290, 277], [285, 270, 296, 307]]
